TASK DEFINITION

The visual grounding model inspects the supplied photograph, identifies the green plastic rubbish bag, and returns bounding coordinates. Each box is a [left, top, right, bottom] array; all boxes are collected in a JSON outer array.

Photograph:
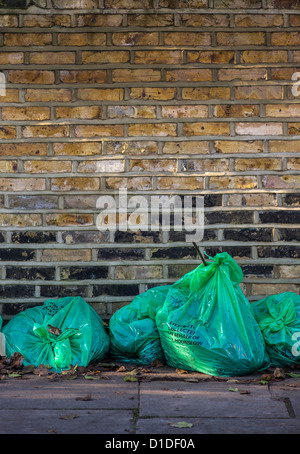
[[251, 292, 300, 367], [1, 296, 110, 371], [109, 285, 171, 364], [156, 252, 270, 376]]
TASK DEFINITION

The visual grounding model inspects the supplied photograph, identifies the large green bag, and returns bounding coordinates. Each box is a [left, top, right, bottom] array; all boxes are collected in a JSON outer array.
[[109, 285, 170, 364], [156, 252, 269, 376], [251, 292, 300, 367], [1, 296, 110, 371]]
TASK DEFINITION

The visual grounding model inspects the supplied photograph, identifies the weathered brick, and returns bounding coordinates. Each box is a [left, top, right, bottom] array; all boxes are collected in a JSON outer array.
[[182, 87, 231, 100], [53, 142, 101, 156], [106, 141, 158, 155], [278, 265, 300, 279], [77, 88, 123, 101], [162, 105, 208, 119], [112, 69, 161, 82], [8, 195, 58, 210], [4, 33, 52, 46], [114, 265, 163, 280], [127, 14, 174, 27], [205, 211, 254, 225], [52, 0, 98, 8], [0, 178, 46, 192], [266, 104, 300, 117], [62, 230, 109, 243], [76, 14, 123, 27], [0, 285, 35, 298], [51, 177, 100, 191], [98, 248, 145, 261], [82, 51, 129, 64], [166, 69, 212, 82], [41, 249, 91, 262], [240, 50, 288, 63], [105, 177, 152, 190], [0, 126, 16, 139], [209, 176, 257, 189], [235, 122, 283, 136], [0, 90, 19, 103], [182, 14, 229, 27], [162, 141, 210, 155], [24, 160, 72, 173], [235, 86, 283, 100], [187, 50, 235, 64], [182, 158, 229, 172], [287, 158, 300, 170], [0, 249, 36, 262], [29, 52, 76, 65], [234, 158, 282, 171], [128, 123, 177, 137], [271, 32, 300, 46], [57, 32, 106, 46], [55, 106, 102, 120], [164, 32, 211, 46], [75, 124, 124, 137], [234, 14, 283, 27], [0, 52, 23, 64], [218, 69, 267, 82], [290, 15, 300, 26], [93, 284, 139, 297], [134, 51, 183, 65], [227, 194, 276, 207], [288, 123, 300, 135], [0, 15, 18, 27], [217, 32, 265, 46], [22, 125, 70, 138], [23, 14, 71, 28], [0, 161, 18, 173], [130, 87, 176, 101], [214, 0, 261, 7], [6, 266, 55, 281], [25, 89, 72, 102], [0, 214, 41, 227], [60, 70, 107, 84], [106, 0, 153, 7], [183, 122, 230, 136], [262, 175, 300, 189], [107, 105, 156, 119], [112, 32, 159, 46], [40, 285, 88, 298], [60, 266, 108, 280], [259, 210, 300, 224], [282, 194, 300, 206], [2, 107, 50, 121], [157, 176, 203, 190], [7, 70, 55, 85], [0, 143, 47, 156], [78, 159, 124, 173], [11, 231, 56, 244], [269, 140, 300, 153], [278, 229, 300, 242], [46, 214, 93, 226], [213, 105, 259, 118], [224, 228, 272, 242], [129, 159, 177, 172]]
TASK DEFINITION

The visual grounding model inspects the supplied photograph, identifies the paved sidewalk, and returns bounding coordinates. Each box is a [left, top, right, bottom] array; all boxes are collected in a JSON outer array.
[[0, 365, 299, 435]]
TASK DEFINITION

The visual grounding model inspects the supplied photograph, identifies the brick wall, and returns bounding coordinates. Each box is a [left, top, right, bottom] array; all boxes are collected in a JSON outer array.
[[0, 0, 299, 323]]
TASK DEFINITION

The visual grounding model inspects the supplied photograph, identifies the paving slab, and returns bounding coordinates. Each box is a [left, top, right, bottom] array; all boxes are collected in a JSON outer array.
[[139, 381, 289, 418], [0, 409, 135, 434], [0, 375, 139, 410], [136, 416, 300, 434]]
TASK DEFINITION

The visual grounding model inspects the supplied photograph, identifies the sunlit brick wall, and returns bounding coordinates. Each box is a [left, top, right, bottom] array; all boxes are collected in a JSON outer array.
[[0, 0, 299, 322]]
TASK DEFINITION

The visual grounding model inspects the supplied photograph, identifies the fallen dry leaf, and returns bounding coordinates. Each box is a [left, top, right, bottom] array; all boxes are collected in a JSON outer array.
[[76, 393, 92, 401], [59, 413, 79, 420], [176, 369, 188, 374], [228, 387, 239, 392], [274, 368, 285, 379], [47, 325, 62, 336], [169, 421, 193, 428]]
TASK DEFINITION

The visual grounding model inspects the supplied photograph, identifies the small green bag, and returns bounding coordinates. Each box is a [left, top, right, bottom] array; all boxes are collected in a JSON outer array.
[[251, 292, 300, 367], [109, 285, 170, 364], [156, 252, 270, 376], [1, 296, 110, 371]]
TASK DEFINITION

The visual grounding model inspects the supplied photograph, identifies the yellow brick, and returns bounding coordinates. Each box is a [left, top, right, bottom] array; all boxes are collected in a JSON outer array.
[[271, 32, 300, 46], [166, 69, 212, 82], [182, 87, 230, 100], [29, 52, 76, 65], [0, 15, 18, 27], [130, 87, 176, 101], [127, 14, 173, 27], [0, 52, 23, 64], [78, 159, 124, 173], [235, 86, 283, 100], [41, 249, 91, 262], [0, 161, 18, 172], [266, 104, 300, 117], [25, 89, 72, 102], [51, 177, 100, 191], [2, 107, 50, 121], [157, 176, 204, 190], [183, 122, 230, 136], [106, 141, 158, 155], [7, 70, 55, 85], [214, 140, 264, 154], [288, 123, 300, 135], [287, 158, 300, 170], [0, 143, 47, 156], [262, 175, 300, 189], [105, 177, 152, 190], [24, 161, 72, 173], [0, 178, 46, 191], [128, 123, 177, 137], [240, 50, 288, 63], [114, 265, 163, 280], [187, 50, 235, 64], [46, 214, 93, 226], [134, 50, 182, 65], [82, 51, 129, 64], [112, 32, 159, 46], [164, 32, 211, 46], [75, 125, 124, 137], [53, 142, 101, 156], [234, 158, 282, 171], [129, 159, 177, 172], [162, 105, 208, 118], [60, 70, 107, 84], [57, 32, 106, 46], [234, 14, 283, 27], [55, 106, 102, 120], [76, 14, 123, 27], [23, 14, 71, 28], [218, 68, 267, 81], [213, 104, 259, 118], [112, 69, 161, 82], [269, 140, 300, 153], [77, 88, 123, 101], [0, 126, 16, 139], [4, 33, 52, 46], [162, 141, 210, 155], [216, 32, 265, 46], [235, 122, 283, 136], [0, 89, 19, 102], [0, 214, 41, 227], [209, 176, 257, 189], [182, 13, 229, 27], [22, 125, 70, 138], [107, 105, 156, 119], [227, 194, 276, 207]]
